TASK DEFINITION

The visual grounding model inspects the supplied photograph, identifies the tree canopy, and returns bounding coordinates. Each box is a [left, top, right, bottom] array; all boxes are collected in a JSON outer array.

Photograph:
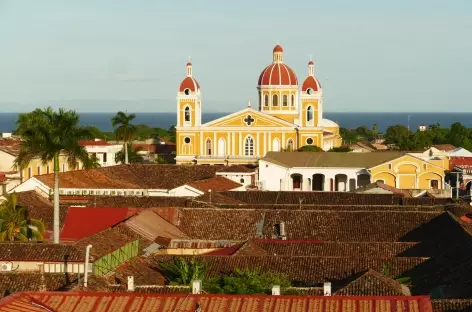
[[298, 145, 324, 152]]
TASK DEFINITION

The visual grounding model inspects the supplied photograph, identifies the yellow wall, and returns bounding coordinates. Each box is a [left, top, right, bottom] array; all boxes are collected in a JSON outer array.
[[22, 155, 77, 182], [301, 99, 319, 127], [370, 155, 445, 190], [179, 100, 196, 127]]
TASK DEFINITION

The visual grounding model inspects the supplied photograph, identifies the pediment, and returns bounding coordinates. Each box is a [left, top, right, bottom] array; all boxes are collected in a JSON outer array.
[[203, 108, 295, 128]]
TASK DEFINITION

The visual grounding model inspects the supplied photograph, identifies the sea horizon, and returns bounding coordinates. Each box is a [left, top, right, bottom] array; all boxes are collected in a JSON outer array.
[[1, 111, 471, 133]]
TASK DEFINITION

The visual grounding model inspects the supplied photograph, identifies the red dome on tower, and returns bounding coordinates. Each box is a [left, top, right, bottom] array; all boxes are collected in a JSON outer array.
[[301, 76, 321, 92], [179, 76, 200, 93], [258, 45, 298, 86]]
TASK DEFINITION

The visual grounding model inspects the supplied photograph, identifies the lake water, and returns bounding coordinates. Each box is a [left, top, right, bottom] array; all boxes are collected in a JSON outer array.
[[0, 112, 471, 133]]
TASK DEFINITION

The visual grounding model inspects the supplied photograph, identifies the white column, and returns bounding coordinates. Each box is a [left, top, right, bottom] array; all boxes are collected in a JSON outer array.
[[268, 132, 272, 152], [257, 132, 260, 156], [213, 132, 217, 155], [325, 175, 333, 192]]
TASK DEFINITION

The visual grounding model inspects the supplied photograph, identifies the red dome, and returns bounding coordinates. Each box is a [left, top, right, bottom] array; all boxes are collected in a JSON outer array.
[[308, 60, 314, 65], [258, 63, 298, 86], [186, 61, 192, 66], [301, 76, 321, 92], [179, 76, 200, 93], [273, 44, 283, 53]]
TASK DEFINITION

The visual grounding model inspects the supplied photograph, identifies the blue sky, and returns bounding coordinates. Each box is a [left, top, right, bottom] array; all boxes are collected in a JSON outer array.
[[0, 0, 471, 112]]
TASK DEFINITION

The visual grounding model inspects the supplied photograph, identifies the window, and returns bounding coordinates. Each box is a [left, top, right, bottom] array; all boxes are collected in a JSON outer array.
[[103, 153, 107, 163], [184, 137, 191, 144], [264, 94, 269, 107], [272, 94, 278, 106], [291, 95, 295, 107], [287, 139, 294, 151], [244, 136, 254, 156], [306, 138, 314, 145], [307, 106, 313, 122], [240, 178, 245, 183], [62, 164, 65, 172], [307, 88, 313, 95], [272, 138, 280, 152], [28, 167, 32, 179], [206, 138, 212, 155], [283, 94, 288, 106], [46, 166, 50, 174], [388, 163, 392, 170], [431, 180, 439, 189], [37, 166, 40, 175], [184, 106, 191, 122], [376, 179, 385, 184], [184, 88, 190, 95]]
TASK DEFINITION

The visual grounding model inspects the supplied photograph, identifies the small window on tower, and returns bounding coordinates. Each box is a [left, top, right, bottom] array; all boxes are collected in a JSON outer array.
[[272, 94, 278, 107], [184, 107, 191, 122], [264, 94, 269, 107], [306, 138, 314, 145], [184, 89, 190, 95], [291, 95, 295, 107], [184, 137, 191, 144], [307, 88, 313, 95], [283, 95, 288, 106]]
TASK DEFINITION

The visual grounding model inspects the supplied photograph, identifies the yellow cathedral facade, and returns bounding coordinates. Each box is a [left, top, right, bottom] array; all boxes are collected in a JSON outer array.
[[175, 44, 342, 165]]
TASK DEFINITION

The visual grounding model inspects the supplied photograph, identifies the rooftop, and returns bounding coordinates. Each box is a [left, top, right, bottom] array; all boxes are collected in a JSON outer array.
[[0, 292, 433, 312], [262, 151, 404, 168], [186, 176, 242, 192], [0, 243, 84, 262], [217, 164, 257, 173]]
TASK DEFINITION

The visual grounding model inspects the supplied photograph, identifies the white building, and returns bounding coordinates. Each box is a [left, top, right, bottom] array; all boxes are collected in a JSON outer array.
[[80, 140, 122, 167]]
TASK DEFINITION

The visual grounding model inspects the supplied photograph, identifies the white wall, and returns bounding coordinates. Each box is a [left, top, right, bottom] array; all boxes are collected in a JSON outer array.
[[259, 159, 369, 192], [85, 145, 122, 167], [0, 151, 16, 172], [10, 177, 51, 195], [216, 172, 255, 188]]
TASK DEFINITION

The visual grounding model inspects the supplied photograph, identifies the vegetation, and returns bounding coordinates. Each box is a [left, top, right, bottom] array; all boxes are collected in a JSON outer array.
[[0, 193, 46, 242], [115, 144, 144, 164], [299, 145, 323, 152], [328, 146, 353, 152], [112, 111, 137, 164], [160, 257, 291, 294], [153, 155, 169, 164], [15, 107, 93, 244], [82, 154, 101, 169]]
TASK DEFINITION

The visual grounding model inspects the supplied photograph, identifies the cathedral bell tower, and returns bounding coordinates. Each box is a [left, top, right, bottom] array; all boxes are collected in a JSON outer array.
[[177, 61, 201, 128], [300, 59, 322, 127]]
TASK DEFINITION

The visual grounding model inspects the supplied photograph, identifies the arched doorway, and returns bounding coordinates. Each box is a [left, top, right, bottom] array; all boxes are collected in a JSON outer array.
[[357, 174, 371, 188], [291, 173, 303, 191], [312, 174, 324, 191], [335, 174, 348, 192], [218, 138, 226, 156]]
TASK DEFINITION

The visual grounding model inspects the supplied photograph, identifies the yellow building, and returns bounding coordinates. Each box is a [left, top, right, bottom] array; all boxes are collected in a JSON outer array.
[[175, 45, 342, 165]]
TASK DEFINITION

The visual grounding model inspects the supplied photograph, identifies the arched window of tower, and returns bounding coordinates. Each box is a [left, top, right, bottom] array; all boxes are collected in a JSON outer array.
[[184, 106, 191, 122], [307, 106, 314, 122], [184, 88, 190, 95], [291, 95, 295, 107], [264, 94, 269, 107], [272, 94, 278, 107], [307, 88, 313, 95], [283, 95, 288, 106]]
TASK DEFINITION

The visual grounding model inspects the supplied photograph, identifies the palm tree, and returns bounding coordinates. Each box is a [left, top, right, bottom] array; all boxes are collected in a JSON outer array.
[[15, 107, 93, 244], [0, 193, 45, 241], [112, 112, 137, 164], [82, 154, 101, 169], [115, 144, 144, 164], [159, 257, 206, 285]]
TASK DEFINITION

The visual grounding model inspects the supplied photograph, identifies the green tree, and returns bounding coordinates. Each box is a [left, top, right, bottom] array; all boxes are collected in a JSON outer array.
[[168, 125, 176, 143], [153, 155, 169, 164], [112, 112, 137, 164], [328, 146, 353, 152], [0, 193, 46, 242], [115, 144, 144, 164], [82, 154, 101, 169], [384, 125, 413, 150], [15, 107, 92, 243], [298, 145, 324, 152], [160, 257, 206, 285], [448, 122, 469, 148]]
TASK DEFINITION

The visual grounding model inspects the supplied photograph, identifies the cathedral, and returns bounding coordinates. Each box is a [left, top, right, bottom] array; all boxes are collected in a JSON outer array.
[[175, 44, 342, 165]]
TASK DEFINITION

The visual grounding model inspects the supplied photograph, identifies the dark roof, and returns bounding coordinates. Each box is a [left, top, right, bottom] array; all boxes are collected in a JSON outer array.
[[0, 292, 433, 312], [217, 165, 257, 173], [174, 208, 443, 241], [186, 176, 242, 192], [234, 239, 420, 258], [334, 269, 410, 296], [0, 273, 74, 299], [0, 243, 84, 262], [85, 196, 190, 208], [352, 182, 410, 196], [262, 151, 404, 168], [61, 207, 139, 241], [432, 299, 472, 312], [34, 164, 222, 190]]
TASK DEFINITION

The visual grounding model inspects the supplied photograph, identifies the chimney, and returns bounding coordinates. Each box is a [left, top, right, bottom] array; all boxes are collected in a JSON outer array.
[[127, 276, 135, 291], [272, 285, 280, 296], [324, 282, 332, 296], [279, 221, 286, 240], [192, 280, 202, 294]]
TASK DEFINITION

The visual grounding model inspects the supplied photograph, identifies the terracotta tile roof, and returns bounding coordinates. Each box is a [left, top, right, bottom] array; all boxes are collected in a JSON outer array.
[[217, 165, 257, 173], [234, 240, 420, 258], [0, 273, 75, 299], [124, 210, 188, 242], [334, 269, 411, 296], [108, 257, 166, 285], [150, 255, 426, 285], [432, 144, 456, 151], [262, 151, 405, 168], [186, 176, 242, 192], [175, 208, 443, 241], [192, 192, 247, 205], [34, 164, 222, 190], [432, 299, 472, 312], [86, 195, 190, 208], [0, 140, 21, 156], [0, 292, 433, 312], [61, 207, 139, 241], [0, 243, 84, 262], [15, 191, 68, 231], [353, 182, 410, 196]]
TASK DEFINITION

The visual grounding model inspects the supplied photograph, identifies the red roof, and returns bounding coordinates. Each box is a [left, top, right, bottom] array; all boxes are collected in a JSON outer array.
[[60, 207, 139, 241], [179, 76, 200, 92], [258, 63, 298, 86], [302, 75, 321, 92], [273, 44, 283, 53], [187, 176, 242, 192], [432, 144, 456, 151], [0, 292, 433, 312], [79, 140, 112, 147]]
